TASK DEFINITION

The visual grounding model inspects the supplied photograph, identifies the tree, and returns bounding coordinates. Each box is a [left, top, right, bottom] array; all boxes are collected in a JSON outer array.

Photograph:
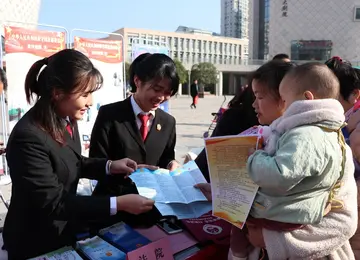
[[174, 59, 188, 84], [190, 62, 218, 86], [125, 62, 131, 83]]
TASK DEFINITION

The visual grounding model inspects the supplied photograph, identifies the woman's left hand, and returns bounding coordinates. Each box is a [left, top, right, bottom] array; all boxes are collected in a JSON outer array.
[[246, 224, 266, 248], [110, 158, 137, 175]]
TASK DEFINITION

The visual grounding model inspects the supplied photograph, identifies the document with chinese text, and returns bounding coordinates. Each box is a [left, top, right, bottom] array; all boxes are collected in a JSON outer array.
[[205, 134, 261, 229]]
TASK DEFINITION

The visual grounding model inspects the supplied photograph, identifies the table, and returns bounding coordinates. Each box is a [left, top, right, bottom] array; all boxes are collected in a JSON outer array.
[[0, 225, 229, 260]]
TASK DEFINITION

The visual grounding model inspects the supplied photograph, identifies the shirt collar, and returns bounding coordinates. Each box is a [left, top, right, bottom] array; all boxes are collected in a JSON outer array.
[[130, 95, 155, 117], [61, 116, 71, 126]]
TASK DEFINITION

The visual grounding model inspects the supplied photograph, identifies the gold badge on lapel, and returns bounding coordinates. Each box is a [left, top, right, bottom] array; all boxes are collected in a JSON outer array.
[[156, 124, 162, 131]]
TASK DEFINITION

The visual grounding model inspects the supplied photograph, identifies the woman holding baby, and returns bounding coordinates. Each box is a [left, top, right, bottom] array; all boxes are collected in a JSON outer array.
[[196, 60, 358, 259]]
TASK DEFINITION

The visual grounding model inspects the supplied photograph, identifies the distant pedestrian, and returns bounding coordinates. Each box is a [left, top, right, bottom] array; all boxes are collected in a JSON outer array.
[[190, 79, 199, 109]]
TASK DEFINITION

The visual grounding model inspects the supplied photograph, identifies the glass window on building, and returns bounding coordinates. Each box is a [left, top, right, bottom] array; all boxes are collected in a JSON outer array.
[[354, 7, 360, 21], [291, 40, 332, 61], [154, 36, 160, 45], [147, 35, 154, 45], [186, 39, 190, 50], [179, 38, 184, 50]]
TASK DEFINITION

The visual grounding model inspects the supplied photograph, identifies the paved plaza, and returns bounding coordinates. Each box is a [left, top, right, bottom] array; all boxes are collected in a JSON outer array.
[[0, 95, 230, 220]]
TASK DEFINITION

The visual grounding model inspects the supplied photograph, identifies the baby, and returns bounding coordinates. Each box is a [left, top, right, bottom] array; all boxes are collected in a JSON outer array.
[[231, 63, 347, 260]]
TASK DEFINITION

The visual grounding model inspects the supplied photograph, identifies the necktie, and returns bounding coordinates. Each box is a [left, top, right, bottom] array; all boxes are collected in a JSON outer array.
[[66, 121, 73, 138], [138, 114, 150, 141]]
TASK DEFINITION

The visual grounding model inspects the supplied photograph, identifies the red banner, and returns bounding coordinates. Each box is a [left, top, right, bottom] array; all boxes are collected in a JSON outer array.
[[73, 37, 123, 63], [4, 26, 66, 57]]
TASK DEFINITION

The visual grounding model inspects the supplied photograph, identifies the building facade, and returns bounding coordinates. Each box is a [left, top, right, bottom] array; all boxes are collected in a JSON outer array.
[[221, 0, 249, 39], [269, 0, 360, 61], [0, 0, 41, 27], [111, 27, 249, 68], [248, 0, 270, 60], [1, 0, 42, 57]]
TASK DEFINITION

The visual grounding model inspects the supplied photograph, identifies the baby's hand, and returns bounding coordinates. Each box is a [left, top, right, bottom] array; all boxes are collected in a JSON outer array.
[[248, 148, 256, 156]]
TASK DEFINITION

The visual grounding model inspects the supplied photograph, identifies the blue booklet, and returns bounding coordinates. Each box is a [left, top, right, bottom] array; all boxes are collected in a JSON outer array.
[[28, 246, 83, 260], [99, 222, 151, 253], [76, 236, 126, 260], [129, 161, 212, 219]]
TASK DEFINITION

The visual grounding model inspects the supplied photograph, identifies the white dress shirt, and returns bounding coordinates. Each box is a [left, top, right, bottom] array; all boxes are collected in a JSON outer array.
[[130, 95, 156, 129]]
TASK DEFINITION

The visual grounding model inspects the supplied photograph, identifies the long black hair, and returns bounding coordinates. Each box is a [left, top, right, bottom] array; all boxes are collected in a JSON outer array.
[[25, 49, 103, 144], [129, 53, 179, 96]]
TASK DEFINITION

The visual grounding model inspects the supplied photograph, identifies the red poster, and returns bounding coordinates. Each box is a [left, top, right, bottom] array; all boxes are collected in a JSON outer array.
[[73, 37, 123, 63], [4, 26, 66, 57]]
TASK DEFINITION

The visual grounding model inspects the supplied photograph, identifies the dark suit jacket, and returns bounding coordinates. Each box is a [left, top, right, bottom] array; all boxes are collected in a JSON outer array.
[[190, 83, 198, 97], [3, 108, 110, 259], [195, 106, 259, 182], [89, 97, 176, 226]]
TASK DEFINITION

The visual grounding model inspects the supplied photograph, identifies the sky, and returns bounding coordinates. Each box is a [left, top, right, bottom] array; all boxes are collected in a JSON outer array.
[[39, 0, 221, 36]]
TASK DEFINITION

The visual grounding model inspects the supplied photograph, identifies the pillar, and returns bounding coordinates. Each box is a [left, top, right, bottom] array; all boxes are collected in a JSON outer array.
[[216, 71, 223, 96], [178, 83, 182, 96]]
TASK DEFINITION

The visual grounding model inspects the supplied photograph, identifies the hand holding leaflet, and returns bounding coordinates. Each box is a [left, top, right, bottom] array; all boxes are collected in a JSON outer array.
[[129, 161, 211, 219]]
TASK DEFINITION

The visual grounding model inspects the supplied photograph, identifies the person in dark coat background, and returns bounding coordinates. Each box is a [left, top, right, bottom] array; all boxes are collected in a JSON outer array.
[[190, 79, 199, 109]]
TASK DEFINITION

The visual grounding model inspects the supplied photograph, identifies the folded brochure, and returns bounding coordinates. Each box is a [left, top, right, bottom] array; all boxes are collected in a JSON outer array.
[[130, 161, 211, 219]]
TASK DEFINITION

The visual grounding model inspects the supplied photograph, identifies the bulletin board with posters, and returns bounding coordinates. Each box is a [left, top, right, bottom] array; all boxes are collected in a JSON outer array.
[[4, 25, 66, 132]]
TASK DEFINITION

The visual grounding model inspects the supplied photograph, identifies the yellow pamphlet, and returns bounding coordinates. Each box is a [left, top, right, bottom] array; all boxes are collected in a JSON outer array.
[[205, 134, 261, 229]]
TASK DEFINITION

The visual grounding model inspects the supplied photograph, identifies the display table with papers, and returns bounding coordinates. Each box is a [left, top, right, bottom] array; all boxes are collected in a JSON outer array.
[[1, 218, 230, 260], [0, 162, 231, 259]]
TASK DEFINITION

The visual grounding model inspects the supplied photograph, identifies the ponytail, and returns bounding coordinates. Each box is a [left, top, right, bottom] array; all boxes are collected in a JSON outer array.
[[24, 49, 102, 145], [25, 57, 48, 104]]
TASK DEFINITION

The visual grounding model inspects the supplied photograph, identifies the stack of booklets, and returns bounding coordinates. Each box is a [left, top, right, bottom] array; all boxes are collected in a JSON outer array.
[[76, 236, 126, 260], [99, 222, 151, 253], [29, 246, 83, 260]]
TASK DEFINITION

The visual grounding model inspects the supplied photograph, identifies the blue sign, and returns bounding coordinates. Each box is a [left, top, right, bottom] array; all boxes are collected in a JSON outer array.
[[159, 101, 169, 113], [132, 44, 169, 60]]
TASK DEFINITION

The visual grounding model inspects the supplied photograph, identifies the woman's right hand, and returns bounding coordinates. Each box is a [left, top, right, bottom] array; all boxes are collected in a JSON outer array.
[[116, 194, 155, 215]]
